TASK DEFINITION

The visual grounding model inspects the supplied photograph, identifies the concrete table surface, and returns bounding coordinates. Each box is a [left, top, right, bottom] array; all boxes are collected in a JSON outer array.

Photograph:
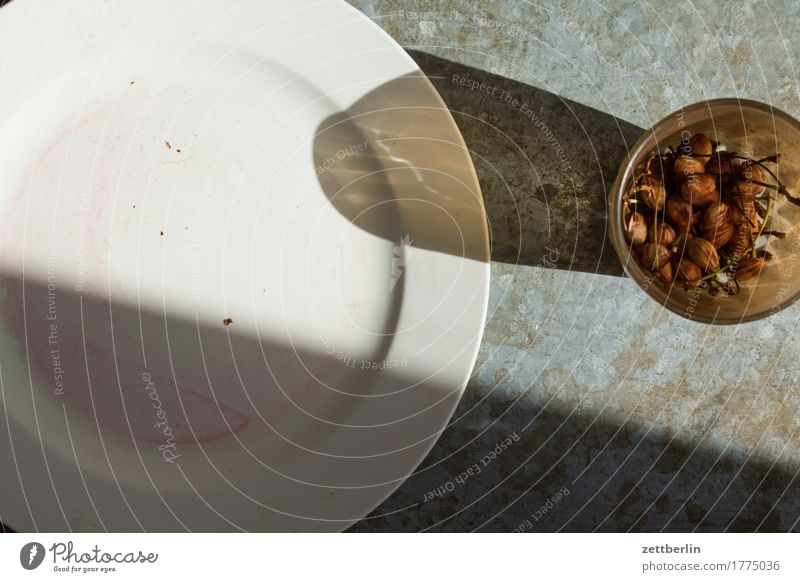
[[347, 0, 800, 531]]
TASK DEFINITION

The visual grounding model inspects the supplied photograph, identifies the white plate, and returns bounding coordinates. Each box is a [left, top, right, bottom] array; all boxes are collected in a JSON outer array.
[[0, 0, 489, 531]]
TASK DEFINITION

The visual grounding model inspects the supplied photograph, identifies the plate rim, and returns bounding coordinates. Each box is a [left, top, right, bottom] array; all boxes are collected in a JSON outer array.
[[0, 0, 491, 531]]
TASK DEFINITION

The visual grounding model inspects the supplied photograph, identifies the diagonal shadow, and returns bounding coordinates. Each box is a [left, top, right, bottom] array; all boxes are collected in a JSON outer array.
[[348, 381, 800, 532], [343, 54, 800, 532], [2, 39, 796, 534], [5, 273, 797, 533], [0, 274, 462, 532], [408, 50, 642, 276]]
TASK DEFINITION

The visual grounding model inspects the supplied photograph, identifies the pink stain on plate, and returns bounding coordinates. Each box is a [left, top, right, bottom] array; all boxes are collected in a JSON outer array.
[[0, 97, 254, 447]]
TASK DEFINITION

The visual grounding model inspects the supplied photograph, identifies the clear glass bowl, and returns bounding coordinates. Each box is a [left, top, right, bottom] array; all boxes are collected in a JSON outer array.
[[609, 99, 800, 324]]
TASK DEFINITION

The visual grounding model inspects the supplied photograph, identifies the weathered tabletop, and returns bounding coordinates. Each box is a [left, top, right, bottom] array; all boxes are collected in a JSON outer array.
[[347, 0, 800, 531]]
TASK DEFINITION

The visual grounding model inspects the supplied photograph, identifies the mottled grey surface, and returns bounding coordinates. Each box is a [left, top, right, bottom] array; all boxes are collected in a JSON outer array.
[[347, 0, 800, 531]]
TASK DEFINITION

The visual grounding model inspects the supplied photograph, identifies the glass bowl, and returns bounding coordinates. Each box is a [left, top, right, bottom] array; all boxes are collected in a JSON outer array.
[[609, 98, 800, 324]]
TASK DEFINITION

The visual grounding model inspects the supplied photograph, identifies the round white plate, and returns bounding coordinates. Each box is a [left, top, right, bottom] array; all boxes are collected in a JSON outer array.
[[0, 0, 489, 531]]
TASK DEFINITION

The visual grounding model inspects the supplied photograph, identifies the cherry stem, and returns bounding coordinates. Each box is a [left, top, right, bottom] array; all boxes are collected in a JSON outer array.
[[751, 194, 773, 258], [730, 153, 779, 164], [755, 154, 780, 164], [749, 179, 785, 193], [748, 156, 800, 206], [761, 230, 786, 239]]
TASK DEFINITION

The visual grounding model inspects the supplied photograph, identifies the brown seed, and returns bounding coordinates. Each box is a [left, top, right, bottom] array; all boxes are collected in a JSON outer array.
[[673, 155, 706, 181], [681, 173, 719, 207], [638, 242, 671, 271], [635, 177, 666, 211], [728, 198, 758, 232], [728, 199, 745, 223], [687, 237, 720, 272], [701, 222, 734, 248], [649, 218, 676, 246], [705, 151, 733, 180], [733, 159, 765, 183], [729, 204, 743, 224], [658, 260, 674, 284], [689, 133, 713, 158], [625, 211, 648, 245], [666, 196, 701, 231], [698, 201, 730, 231], [675, 258, 703, 286], [729, 178, 766, 201], [735, 256, 766, 281]]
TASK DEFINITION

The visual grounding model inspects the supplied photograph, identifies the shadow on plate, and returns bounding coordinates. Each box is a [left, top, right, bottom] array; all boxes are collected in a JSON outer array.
[[0, 274, 461, 532], [312, 72, 489, 263]]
